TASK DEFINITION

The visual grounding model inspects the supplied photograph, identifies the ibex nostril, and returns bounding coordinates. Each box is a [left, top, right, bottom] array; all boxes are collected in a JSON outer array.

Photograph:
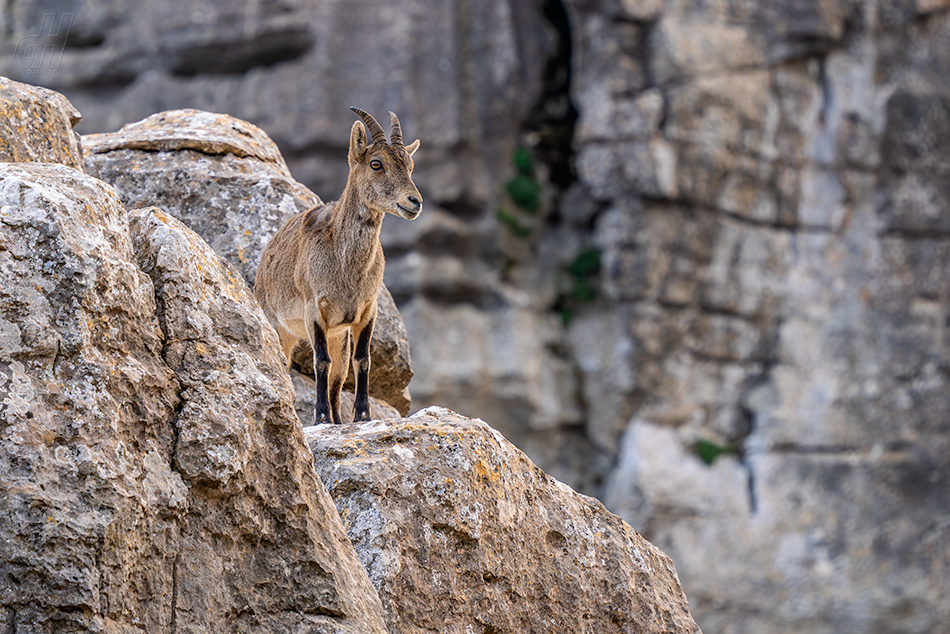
[[408, 195, 421, 207]]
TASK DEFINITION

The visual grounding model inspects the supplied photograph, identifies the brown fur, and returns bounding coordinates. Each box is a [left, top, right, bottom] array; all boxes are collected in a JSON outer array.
[[254, 108, 422, 424]]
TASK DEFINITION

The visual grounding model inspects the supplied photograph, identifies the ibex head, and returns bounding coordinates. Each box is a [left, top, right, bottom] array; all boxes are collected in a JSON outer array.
[[349, 107, 422, 220]]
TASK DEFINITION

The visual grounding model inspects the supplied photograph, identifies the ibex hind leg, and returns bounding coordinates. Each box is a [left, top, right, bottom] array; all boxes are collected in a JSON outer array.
[[327, 330, 350, 425]]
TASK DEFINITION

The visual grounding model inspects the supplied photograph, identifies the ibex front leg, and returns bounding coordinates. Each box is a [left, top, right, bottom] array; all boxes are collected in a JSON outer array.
[[351, 311, 376, 422], [311, 320, 333, 425]]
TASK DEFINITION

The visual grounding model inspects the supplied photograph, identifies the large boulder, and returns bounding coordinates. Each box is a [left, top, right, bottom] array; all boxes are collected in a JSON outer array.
[[83, 109, 313, 287], [0, 162, 387, 633], [0, 76, 84, 170], [84, 109, 413, 415], [306, 408, 702, 634]]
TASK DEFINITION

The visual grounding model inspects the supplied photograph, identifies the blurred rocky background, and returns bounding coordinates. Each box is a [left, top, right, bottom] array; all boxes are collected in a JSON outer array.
[[2, 0, 948, 632]]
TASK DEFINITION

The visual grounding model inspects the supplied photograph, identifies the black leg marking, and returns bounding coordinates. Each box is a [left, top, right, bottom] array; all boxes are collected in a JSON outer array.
[[352, 316, 375, 422], [312, 321, 333, 425]]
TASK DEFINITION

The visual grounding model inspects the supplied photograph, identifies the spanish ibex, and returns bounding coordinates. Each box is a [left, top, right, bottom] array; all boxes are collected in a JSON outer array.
[[254, 107, 422, 424]]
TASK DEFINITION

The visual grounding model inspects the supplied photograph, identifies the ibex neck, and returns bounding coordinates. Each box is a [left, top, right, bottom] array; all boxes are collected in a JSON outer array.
[[334, 182, 385, 246], [338, 180, 384, 232]]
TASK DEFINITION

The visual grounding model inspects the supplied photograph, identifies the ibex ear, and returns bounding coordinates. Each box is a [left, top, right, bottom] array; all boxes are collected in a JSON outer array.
[[348, 121, 367, 165], [405, 139, 420, 157]]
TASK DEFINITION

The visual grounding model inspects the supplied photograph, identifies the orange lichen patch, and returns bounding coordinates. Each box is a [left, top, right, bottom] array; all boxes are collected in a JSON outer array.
[[0, 78, 84, 171], [472, 457, 499, 487]]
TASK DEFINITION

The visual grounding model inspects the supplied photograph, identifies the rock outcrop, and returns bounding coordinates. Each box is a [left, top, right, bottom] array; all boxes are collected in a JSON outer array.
[[0, 76, 84, 171], [0, 161, 387, 632], [83, 109, 413, 415], [307, 408, 701, 634], [0, 0, 563, 444]]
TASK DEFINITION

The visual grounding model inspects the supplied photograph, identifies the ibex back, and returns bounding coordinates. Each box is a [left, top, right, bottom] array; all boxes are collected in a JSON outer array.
[[254, 107, 422, 424]]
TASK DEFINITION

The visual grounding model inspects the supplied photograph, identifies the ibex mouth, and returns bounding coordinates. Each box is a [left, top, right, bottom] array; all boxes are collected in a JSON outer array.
[[396, 194, 422, 219], [396, 203, 421, 219]]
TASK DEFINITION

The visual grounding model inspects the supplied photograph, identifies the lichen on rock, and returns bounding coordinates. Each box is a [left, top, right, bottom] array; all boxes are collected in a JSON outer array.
[[0, 77, 84, 171]]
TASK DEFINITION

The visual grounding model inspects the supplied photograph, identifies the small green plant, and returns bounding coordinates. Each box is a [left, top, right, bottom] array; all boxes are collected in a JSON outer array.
[[498, 147, 543, 238], [555, 247, 601, 325], [694, 438, 736, 466], [512, 146, 535, 174], [568, 247, 600, 278], [506, 148, 541, 214]]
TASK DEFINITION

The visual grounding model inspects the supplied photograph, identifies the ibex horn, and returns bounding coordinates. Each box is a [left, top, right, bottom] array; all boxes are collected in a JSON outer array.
[[389, 111, 403, 148], [350, 107, 387, 145]]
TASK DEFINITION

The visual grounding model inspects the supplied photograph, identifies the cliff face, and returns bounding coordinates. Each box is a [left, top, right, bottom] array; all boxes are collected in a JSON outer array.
[[0, 78, 700, 633], [566, 2, 950, 631], [2, 0, 949, 631]]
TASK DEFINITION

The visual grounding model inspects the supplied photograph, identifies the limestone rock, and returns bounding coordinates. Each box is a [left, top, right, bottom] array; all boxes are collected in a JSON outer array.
[[85, 108, 292, 173], [0, 0, 565, 482], [0, 163, 387, 633], [0, 0, 552, 200], [306, 408, 702, 634], [83, 109, 319, 286], [399, 297, 583, 438], [6, 0, 950, 630], [84, 109, 413, 414], [0, 76, 84, 170], [566, 0, 950, 631]]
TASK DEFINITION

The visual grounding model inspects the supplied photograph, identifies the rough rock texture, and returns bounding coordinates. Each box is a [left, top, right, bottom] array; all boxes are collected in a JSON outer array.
[[5, 0, 950, 631], [0, 0, 552, 198], [83, 109, 413, 415], [565, 1, 950, 632], [0, 76, 84, 170], [306, 408, 701, 634], [397, 296, 592, 479], [0, 162, 387, 633], [85, 107, 291, 169], [83, 109, 315, 285]]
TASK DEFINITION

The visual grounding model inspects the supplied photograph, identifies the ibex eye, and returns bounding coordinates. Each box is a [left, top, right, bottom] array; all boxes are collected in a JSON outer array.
[[370, 159, 382, 171]]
